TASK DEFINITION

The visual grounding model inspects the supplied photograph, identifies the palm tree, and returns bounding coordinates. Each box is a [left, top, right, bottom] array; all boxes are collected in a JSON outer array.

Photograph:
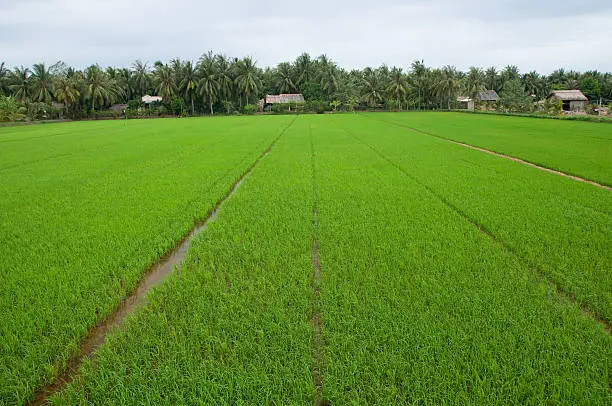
[[485, 67, 499, 92], [361, 68, 383, 106], [115, 68, 134, 102], [30, 63, 53, 103], [179, 61, 198, 115], [0, 62, 9, 95], [294, 53, 313, 89], [275, 62, 296, 94], [198, 52, 219, 115], [86, 65, 121, 112], [54, 75, 80, 117], [437, 65, 460, 110], [234, 57, 260, 106], [410, 60, 427, 110], [8, 66, 30, 103], [131, 60, 151, 97], [387, 67, 408, 110], [214, 54, 234, 101], [466, 67, 486, 99], [317, 55, 338, 100], [154, 64, 177, 102]]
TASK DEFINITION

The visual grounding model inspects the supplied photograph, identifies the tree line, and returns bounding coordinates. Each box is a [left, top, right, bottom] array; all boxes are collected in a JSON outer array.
[[1, 52, 611, 120]]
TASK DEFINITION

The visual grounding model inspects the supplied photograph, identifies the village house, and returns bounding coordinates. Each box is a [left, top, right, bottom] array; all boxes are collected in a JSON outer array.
[[259, 94, 305, 111], [548, 90, 588, 112], [477, 90, 499, 106]]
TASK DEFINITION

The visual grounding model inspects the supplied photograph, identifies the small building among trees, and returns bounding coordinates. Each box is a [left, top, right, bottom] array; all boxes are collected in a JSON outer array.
[[548, 90, 588, 112], [260, 94, 305, 111]]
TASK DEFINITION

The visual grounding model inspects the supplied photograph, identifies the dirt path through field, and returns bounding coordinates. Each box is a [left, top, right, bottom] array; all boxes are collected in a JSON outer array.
[[28, 117, 297, 406]]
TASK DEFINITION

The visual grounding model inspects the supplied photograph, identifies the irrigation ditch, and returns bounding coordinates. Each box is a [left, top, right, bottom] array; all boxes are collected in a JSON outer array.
[[342, 127, 611, 334], [309, 125, 329, 406], [28, 116, 298, 405]]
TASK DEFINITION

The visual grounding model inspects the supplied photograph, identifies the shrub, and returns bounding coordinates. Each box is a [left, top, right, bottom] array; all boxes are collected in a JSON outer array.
[[0, 96, 26, 122], [243, 104, 256, 114]]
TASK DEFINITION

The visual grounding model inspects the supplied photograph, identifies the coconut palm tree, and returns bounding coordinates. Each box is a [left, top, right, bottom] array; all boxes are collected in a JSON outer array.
[[361, 67, 383, 106], [465, 67, 486, 99], [153, 64, 177, 102], [0, 62, 9, 95], [485, 67, 499, 92], [179, 61, 198, 115], [234, 57, 260, 106], [30, 63, 54, 103], [131, 60, 151, 97], [86, 65, 121, 112], [198, 52, 219, 115], [275, 62, 296, 94], [54, 75, 80, 117], [387, 67, 408, 110], [8, 66, 30, 103], [214, 54, 234, 102], [317, 55, 338, 100], [437, 65, 460, 110], [294, 53, 314, 90]]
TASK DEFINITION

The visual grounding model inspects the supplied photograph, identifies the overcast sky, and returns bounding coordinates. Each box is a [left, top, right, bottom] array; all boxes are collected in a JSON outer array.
[[1, 0, 611, 73]]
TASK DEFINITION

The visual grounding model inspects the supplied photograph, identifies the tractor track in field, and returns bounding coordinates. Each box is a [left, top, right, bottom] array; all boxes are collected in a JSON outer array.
[[309, 125, 329, 406], [361, 114, 611, 191], [342, 127, 611, 335], [27, 116, 297, 406]]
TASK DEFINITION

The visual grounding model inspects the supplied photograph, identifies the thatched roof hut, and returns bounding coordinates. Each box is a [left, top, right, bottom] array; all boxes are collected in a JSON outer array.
[[549, 90, 588, 102], [478, 90, 499, 102], [548, 90, 588, 112], [265, 94, 305, 104]]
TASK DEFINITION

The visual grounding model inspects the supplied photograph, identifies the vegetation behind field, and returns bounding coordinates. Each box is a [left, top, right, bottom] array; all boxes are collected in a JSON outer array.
[[1, 54, 611, 122]]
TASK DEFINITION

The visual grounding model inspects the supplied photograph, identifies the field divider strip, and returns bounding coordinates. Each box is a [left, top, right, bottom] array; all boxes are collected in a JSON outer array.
[[341, 126, 611, 334], [27, 116, 298, 406], [360, 113, 611, 191], [309, 125, 328, 406]]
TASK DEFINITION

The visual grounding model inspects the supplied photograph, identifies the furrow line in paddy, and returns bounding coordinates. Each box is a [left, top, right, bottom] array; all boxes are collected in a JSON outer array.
[[342, 127, 611, 334], [309, 124, 328, 406], [27, 116, 297, 406], [361, 114, 611, 190]]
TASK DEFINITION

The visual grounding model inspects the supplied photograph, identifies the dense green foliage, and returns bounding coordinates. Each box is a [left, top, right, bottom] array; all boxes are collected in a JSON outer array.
[[0, 114, 610, 404], [0, 116, 294, 403], [1, 56, 611, 121], [370, 112, 612, 185]]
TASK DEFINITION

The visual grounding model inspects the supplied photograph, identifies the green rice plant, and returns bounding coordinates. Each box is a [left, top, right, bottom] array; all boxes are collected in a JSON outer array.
[[366, 112, 612, 186], [0, 116, 295, 404], [52, 116, 316, 404], [308, 115, 610, 403], [345, 113, 612, 324]]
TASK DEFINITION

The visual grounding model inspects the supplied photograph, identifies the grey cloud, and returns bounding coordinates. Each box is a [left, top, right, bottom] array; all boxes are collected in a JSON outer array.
[[0, 0, 610, 73]]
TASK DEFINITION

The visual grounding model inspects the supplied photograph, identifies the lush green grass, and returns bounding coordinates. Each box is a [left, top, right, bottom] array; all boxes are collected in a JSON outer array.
[[0, 116, 294, 404], [1, 113, 610, 404], [365, 112, 612, 186]]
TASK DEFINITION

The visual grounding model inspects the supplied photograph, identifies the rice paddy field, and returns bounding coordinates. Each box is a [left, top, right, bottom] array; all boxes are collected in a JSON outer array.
[[0, 112, 610, 405]]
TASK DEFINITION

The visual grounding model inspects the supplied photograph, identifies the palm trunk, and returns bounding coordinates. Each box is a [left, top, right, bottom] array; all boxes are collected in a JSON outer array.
[[209, 98, 213, 115], [191, 96, 194, 116]]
